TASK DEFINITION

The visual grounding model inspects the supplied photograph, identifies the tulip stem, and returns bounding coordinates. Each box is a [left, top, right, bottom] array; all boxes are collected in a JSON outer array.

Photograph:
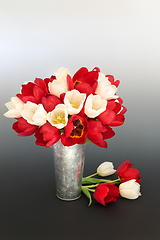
[[88, 189, 95, 193], [83, 183, 99, 188], [111, 179, 121, 183], [84, 173, 98, 178]]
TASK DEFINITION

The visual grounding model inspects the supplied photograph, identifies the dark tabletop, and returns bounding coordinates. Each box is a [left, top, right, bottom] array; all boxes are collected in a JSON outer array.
[[1, 110, 160, 240]]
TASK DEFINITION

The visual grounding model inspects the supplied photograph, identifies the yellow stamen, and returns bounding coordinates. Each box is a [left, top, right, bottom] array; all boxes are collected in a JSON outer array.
[[53, 114, 66, 125], [70, 102, 79, 109]]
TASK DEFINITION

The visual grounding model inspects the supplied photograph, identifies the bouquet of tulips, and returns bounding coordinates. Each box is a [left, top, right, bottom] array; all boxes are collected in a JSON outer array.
[[82, 160, 141, 206], [4, 67, 127, 148]]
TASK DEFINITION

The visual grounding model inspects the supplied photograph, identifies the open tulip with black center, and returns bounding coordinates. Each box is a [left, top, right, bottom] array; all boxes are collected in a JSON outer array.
[[61, 115, 88, 146]]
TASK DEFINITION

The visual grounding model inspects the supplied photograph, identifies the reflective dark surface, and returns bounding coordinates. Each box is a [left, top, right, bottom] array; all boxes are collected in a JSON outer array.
[[1, 109, 160, 240], [1, 1, 160, 239]]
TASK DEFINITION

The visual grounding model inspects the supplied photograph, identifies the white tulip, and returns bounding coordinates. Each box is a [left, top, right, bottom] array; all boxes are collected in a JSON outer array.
[[119, 179, 141, 200], [47, 104, 68, 129], [21, 101, 47, 126], [64, 89, 86, 115], [84, 94, 107, 118], [55, 67, 71, 82], [97, 162, 116, 177], [48, 67, 71, 97], [4, 97, 24, 118], [95, 72, 118, 100]]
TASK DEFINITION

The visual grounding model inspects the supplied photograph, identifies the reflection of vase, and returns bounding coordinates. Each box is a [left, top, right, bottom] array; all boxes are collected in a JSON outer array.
[[52, 140, 85, 201]]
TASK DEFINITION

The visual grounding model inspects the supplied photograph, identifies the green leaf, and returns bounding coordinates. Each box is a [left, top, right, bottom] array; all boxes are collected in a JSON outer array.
[[83, 137, 92, 146], [82, 177, 110, 185], [81, 186, 92, 206], [60, 128, 65, 134]]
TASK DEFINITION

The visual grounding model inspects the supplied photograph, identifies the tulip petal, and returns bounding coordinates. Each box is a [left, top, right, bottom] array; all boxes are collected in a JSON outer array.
[[117, 161, 141, 183], [75, 83, 93, 96], [113, 102, 122, 114], [13, 118, 38, 136], [85, 94, 107, 118], [64, 89, 86, 115], [94, 184, 109, 206], [119, 180, 141, 199], [83, 71, 99, 87], [35, 128, 48, 146], [36, 122, 61, 147], [41, 95, 62, 112], [105, 75, 120, 88], [122, 168, 141, 183], [34, 78, 48, 94], [33, 86, 45, 102], [120, 106, 127, 115], [109, 114, 125, 127], [72, 67, 88, 84], [67, 74, 74, 90], [21, 82, 35, 96], [61, 115, 88, 146], [97, 162, 116, 177], [102, 126, 115, 139], [65, 120, 74, 138], [117, 160, 132, 176], [98, 109, 116, 125]]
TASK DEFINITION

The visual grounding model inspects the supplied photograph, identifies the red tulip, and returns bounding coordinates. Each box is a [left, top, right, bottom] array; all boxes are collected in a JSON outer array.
[[87, 120, 107, 148], [17, 78, 49, 104], [117, 160, 141, 183], [13, 117, 38, 136], [66, 74, 74, 91], [35, 122, 61, 148], [105, 75, 120, 88], [44, 76, 56, 90], [88, 120, 115, 148], [94, 183, 119, 206], [34, 128, 48, 146], [72, 67, 99, 95], [97, 98, 126, 127], [41, 94, 62, 112], [61, 115, 88, 146]]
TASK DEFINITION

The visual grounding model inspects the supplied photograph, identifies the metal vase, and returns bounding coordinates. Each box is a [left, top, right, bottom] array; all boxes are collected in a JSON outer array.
[[52, 140, 85, 201]]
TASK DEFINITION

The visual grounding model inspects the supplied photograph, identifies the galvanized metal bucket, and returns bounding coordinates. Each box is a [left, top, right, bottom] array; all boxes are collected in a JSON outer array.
[[52, 140, 85, 201]]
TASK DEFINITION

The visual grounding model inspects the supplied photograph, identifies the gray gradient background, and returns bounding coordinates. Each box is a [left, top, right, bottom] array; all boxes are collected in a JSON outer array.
[[0, 1, 160, 240]]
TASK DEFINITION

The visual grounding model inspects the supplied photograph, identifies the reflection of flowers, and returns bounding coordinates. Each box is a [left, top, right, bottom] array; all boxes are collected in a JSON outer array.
[[4, 67, 127, 148], [82, 161, 141, 206]]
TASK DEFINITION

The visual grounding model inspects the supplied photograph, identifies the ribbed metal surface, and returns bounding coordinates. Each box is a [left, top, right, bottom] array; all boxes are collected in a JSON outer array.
[[53, 140, 85, 201]]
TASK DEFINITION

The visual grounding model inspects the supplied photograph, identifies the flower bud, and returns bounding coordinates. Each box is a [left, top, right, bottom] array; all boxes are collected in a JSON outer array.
[[97, 162, 116, 177], [119, 179, 141, 200]]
